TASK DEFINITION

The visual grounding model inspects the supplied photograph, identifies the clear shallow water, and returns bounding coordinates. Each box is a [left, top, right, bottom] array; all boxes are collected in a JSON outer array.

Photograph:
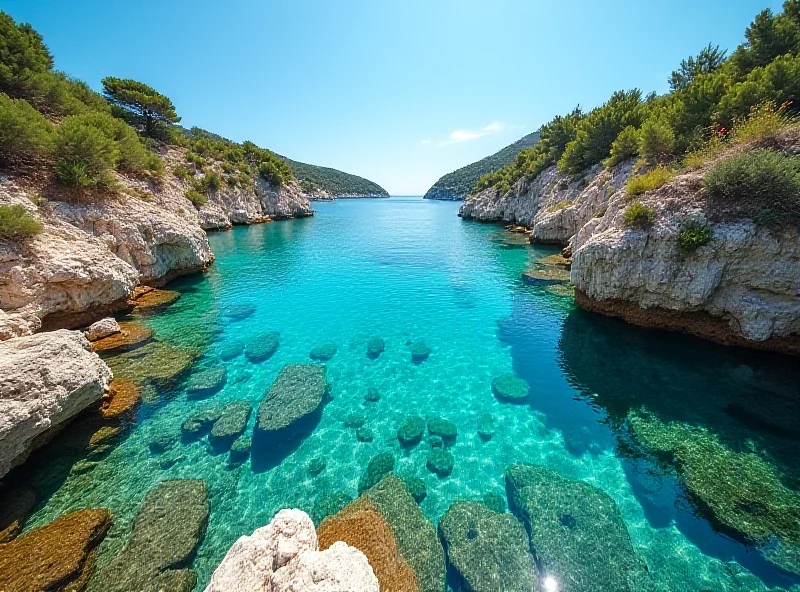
[[14, 197, 800, 591]]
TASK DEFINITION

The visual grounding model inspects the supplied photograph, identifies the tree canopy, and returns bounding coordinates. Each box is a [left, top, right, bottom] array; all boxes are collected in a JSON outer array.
[[102, 77, 180, 140]]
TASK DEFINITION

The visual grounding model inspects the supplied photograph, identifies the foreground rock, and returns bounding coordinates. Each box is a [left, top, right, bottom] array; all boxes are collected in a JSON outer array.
[[99, 378, 141, 420], [318, 475, 446, 592], [506, 463, 653, 592], [439, 501, 537, 592], [0, 508, 111, 591], [0, 330, 112, 478], [89, 479, 209, 592], [255, 364, 328, 440], [90, 320, 153, 353], [104, 340, 199, 388], [204, 508, 378, 592]]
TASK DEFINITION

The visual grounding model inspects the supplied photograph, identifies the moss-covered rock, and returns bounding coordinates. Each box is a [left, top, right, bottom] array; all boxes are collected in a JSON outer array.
[[311, 492, 353, 525], [366, 337, 385, 359], [0, 508, 110, 591], [477, 413, 494, 442], [482, 492, 506, 514], [89, 480, 208, 592], [218, 341, 244, 361], [310, 342, 337, 361], [344, 411, 367, 428], [426, 449, 454, 477], [244, 331, 280, 363], [356, 426, 374, 442], [255, 364, 328, 439], [149, 431, 178, 455], [91, 321, 153, 353], [397, 415, 425, 447], [439, 501, 536, 592], [492, 374, 529, 403], [364, 387, 382, 403], [506, 463, 653, 592], [411, 341, 431, 363], [229, 436, 252, 465], [181, 405, 224, 439], [209, 400, 252, 450], [104, 341, 199, 389], [89, 425, 123, 450], [308, 457, 327, 477], [186, 367, 227, 399], [358, 452, 395, 495], [401, 476, 427, 503], [100, 378, 141, 419], [130, 288, 181, 311], [427, 417, 457, 444]]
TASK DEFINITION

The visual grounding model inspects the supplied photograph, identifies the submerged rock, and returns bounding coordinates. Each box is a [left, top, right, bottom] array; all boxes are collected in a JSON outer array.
[[506, 463, 653, 592], [318, 475, 446, 592], [89, 480, 209, 592], [356, 426, 374, 442], [130, 288, 181, 311], [224, 302, 256, 322], [492, 374, 529, 403], [91, 320, 153, 353], [358, 452, 395, 495], [366, 337, 385, 359], [0, 330, 112, 479], [186, 367, 227, 399], [104, 341, 199, 388], [89, 425, 123, 450], [521, 266, 571, 285], [182, 405, 224, 439], [229, 436, 252, 465], [426, 449, 455, 477], [477, 413, 495, 441], [401, 475, 427, 503], [397, 415, 425, 447], [310, 342, 337, 361], [308, 457, 327, 477], [364, 387, 381, 403], [0, 508, 110, 591], [84, 317, 121, 342], [410, 341, 431, 363], [149, 431, 178, 455], [100, 378, 141, 419], [427, 417, 457, 444], [204, 508, 378, 592], [482, 492, 506, 513], [218, 341, 244, 361], [0, 487, 36, 543], [244, 331, 280, 363], [255, 364, 328, 439], [439, 501, 536, 592], [312, 492, 354, 525], [209, 400, 252, 450], [344, 411, 367, 428]]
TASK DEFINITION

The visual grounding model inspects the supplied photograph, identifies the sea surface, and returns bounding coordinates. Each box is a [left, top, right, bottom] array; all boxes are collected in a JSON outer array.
[[15, 196, 800, 591]]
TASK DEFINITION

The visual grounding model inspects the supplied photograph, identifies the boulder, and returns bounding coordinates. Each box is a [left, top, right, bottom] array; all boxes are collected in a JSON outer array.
[[427, 417, 457, 444], [311, 492, 353, 525], [0, 487, 35, 543], [229, 436, 252, 465], [310, 342, 337, 361], [84, 317, 121, 341], [319, 475, 446, 592], [358, 452, 395, 495], [130, 288, 181, 311], [477, 413, 494, 441], [0, 509, 111, 591], [104, 341, 199, 388], [344, 411, 367, 428], [88, 425, 122, 449], [90, 321, 153, 353], [397, 415, 425, 447], [401, 476, 427, 503], [364, 387, 381, 403], [0, 330, 112, 478], [209, 400, 252, 450], [149, 431, 178, 455], [89, 480, 209, 592], [255, 364, 328, 439], [356, 427, 374, 442], [439, 501, 536, 592], [245, 332, 280, 363], [224, 303, 256, 322], [308, 457, 327, 476], [410, 341, 430, 363], [219, 341, 245, 361], [100, 378, 141, 419], [426, 449, 454, 477], [366, 337, 385, 359], [204, 509, 378, 592], [186, 367, 227, 399], [182, 406, 224, 439], [492, 375, 530, 403], [506, 463, 653, 592]]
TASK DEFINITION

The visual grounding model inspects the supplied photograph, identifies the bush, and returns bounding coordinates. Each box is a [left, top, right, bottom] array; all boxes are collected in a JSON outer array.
[[730, 100, 792, 144], [0, 92, 53, 161], [704, 149, 800, 224], [173, 165, 193, 182], [626, 166, 675, 197], [258, 160, 286, 187], [185, 151, 204, 167], [185, 189, 207, 207], [0, 12, 53, 97], [604, 125, 640, 168], [638, 118, 676, 164], [677, 220, 713, 252], [193, 172, 221, 193], [0, 204, 43, 239], [54, 115, 118, 187], [623, 201, 655, 228]]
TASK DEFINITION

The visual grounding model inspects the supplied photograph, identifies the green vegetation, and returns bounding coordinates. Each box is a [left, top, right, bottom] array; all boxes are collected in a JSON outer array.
[[704, 148, 800, 224], [625, 166, 675, 198], [0, 204, 43, 239], [547, 200, 573, 213], [677, 221, 713, 252], [185, 189, 207, 207], [424, 131, 540, 200], [0, 92, 53, 161], [280, 155, 389, 196], [102, 77, 180, 141], [623, 201, 655, 228], [475, 1, 800, 196]]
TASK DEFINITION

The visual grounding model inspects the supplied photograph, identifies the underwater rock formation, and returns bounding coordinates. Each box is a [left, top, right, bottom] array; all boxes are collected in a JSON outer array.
[[398, 415, 425, 447], [0, 329, 112, 478], [491, 374, 529, 403], [186, 367, 228, 399], [255, 364, 328, 439], [129, 287, 181, 311], [427, 417, 457, 444], [99, 378, 141, 420], [439, 501, 537, 592], [318, 475, 446, 592], [104, 340, 200, 388], [90, 320, 153, 353], [366, 337, 385, 359], [411, 341, 431, 363], [244, 331, 280, 363], [209, 400, 252, 450], [426, 449, 455, 477], [310, 342, 338, 361], [358, 452, 396, 495], [84, 317, 121, 342]]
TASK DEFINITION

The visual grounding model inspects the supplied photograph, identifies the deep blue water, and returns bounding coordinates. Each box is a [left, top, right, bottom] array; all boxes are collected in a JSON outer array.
[[15, 197, 800, 591]]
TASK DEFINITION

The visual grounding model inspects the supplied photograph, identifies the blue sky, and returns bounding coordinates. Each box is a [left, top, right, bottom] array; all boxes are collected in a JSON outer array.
[[1, 0, 783, 194]]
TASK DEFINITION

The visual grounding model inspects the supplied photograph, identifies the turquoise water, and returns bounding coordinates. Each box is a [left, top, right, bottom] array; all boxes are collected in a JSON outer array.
[[14, 197, 800, 591]]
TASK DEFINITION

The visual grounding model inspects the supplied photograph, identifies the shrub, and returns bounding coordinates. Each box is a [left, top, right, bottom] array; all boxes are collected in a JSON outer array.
[[730, 100, 792, 144], [604, 125, 640, 168], [193, 172, 221, 193], [638, 118, 676, 164], [54, 115, 118, 187], [173, 165, 193, 182], [0, 12, 53, 97], [0, 92, 54, 161], [185, 189, 207, 207], [548, 200, 573, 213], [186, 151, 204, 167], [704, 149, 800, 224], [258, 160, 286, 187], [626, 166, 675, 198], [0, 204, 43, 239], [677, 220, 713, 252], [623, 201, 655, 228]]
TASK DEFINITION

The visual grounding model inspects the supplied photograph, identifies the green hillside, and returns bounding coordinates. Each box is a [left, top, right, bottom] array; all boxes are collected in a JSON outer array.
[[423, 131, 540, 200], [280, 156, 389, 197]]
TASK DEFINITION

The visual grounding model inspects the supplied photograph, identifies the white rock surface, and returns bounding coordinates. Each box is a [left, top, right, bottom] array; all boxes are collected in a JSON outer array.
[[84, 317, 121, 341], [204, 509, 378, 592], [0, 329, 112, 478]]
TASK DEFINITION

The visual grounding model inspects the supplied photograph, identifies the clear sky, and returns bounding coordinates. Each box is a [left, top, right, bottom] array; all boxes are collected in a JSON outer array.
[[0, 0, 783, 195]]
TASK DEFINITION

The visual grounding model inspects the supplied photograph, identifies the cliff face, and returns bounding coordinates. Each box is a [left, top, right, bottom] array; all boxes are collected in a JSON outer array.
[[459, 139, 800, 355], [0, 148, 313, 338]]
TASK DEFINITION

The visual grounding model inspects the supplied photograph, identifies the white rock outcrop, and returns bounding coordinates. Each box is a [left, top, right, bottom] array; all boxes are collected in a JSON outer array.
[[204, 509, 378, 592], [0, 329, 112, 478], [84, 317, 121, 341]]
